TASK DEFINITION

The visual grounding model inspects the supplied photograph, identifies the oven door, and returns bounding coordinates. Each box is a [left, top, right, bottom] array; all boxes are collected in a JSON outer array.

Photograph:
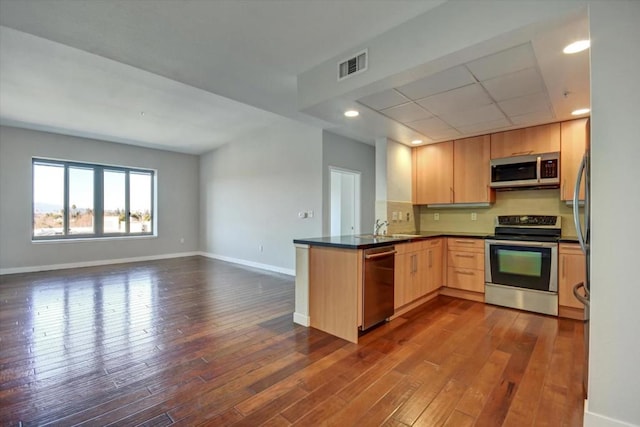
[[485, 239, 558, 292]]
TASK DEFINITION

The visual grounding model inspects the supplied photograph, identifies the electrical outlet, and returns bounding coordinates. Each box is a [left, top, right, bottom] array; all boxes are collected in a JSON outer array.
[[434, 213, 440, 221], [298, 211, 307, 219], [259, 244, 263, 252], [398, 211, 403, 221], [471, 212, 477, 221], [406, 212, 411, 221], [307, 210, 314, 218], [392, 211, 398, 221]]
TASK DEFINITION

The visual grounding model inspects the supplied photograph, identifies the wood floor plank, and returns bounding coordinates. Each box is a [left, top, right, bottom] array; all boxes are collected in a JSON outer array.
[[0, 256, 585, 426], [455, 349, 511, 418], [412, 378, 467, 427]]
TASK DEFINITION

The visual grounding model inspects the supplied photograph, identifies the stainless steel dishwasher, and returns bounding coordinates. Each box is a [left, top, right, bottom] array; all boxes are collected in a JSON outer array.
[[361, 245, 396, 331]]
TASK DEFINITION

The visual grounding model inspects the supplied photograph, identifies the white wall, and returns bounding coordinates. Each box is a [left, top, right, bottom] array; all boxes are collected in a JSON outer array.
[[0, 126, 200, 273], [322, 130, 375, 235], [586, 1, 640, 425], [199, 119, 322, 274]]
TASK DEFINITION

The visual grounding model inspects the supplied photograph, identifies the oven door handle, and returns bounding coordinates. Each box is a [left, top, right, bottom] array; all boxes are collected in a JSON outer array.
[[486, 239, 557, 248]]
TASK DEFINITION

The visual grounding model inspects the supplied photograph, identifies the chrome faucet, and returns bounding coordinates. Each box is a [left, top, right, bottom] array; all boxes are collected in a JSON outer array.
[[374, 219, 388, 236]]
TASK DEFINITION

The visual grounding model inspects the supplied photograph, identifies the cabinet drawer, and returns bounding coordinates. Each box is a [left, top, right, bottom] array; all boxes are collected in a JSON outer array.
[[423, 238, 442, 249], [448, 250, 484, 270], [447, 267, 484, 293], [447, 237, 484, 252]]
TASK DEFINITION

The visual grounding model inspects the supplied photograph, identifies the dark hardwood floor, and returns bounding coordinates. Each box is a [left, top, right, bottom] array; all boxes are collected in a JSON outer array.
[[0, 256, 584, 426]]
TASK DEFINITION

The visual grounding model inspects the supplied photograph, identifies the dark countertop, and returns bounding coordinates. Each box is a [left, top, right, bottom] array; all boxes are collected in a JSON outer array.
[[293, 231, 490, 249]]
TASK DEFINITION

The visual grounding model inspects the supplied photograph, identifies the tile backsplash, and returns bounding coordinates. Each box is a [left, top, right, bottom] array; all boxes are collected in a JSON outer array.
[[418, 188, 583, 237]]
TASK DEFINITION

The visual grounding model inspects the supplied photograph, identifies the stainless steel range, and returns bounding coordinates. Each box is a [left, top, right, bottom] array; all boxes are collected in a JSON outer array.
[[485, 215, 561, 316]]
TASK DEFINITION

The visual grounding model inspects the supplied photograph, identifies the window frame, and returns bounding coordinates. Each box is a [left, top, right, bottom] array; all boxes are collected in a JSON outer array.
[[32, 158, 156, 241]]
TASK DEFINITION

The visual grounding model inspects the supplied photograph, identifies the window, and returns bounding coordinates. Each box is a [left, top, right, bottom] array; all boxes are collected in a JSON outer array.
[[33, 159, 155, 239]]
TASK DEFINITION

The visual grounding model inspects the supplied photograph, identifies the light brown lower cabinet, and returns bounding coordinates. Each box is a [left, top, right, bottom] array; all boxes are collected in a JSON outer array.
[[445, 238, 485, 293], [558, 243, 587, 319], [394, 238, 443, 310]]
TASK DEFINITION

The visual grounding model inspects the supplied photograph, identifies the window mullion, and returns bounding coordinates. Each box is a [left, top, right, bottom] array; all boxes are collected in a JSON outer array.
[[125, 171, 130, 234], [64, 165, 70, 236]]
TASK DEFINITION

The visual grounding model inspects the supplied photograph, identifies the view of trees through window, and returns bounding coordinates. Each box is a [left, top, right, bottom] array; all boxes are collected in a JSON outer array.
[[33, 159, 154, 239]]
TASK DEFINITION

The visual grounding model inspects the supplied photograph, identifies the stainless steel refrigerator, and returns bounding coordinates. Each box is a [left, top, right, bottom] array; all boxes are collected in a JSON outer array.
[[572, 118, 590, 397]]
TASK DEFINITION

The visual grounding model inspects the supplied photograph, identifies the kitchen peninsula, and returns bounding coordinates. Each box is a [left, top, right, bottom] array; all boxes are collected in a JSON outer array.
[[293, 232, 487, 343]]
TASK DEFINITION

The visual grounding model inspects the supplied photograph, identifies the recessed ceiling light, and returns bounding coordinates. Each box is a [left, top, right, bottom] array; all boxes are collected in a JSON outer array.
[[411, 140, 422, 145], [571, 108, 591, 116], [344, 110, 359, 118], [563, 40, 590, 54]]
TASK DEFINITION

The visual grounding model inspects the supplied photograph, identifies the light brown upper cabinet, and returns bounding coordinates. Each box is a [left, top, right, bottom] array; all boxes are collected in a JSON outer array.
[[454, 135, 494, 204], [413, 141, 453, 205], [560, 118, 588, 201], [490, 122, 560, 159]]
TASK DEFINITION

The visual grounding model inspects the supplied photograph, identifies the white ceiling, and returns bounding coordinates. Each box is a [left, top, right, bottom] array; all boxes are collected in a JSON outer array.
[[0, 0, 589, 153]]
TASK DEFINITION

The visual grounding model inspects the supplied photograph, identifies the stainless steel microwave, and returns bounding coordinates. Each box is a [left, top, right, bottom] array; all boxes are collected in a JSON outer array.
[[490, 152, 560, 188]]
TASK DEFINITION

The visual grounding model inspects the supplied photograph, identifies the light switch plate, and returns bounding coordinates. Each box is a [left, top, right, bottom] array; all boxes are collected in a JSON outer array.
[[434, 213, 440, 221]]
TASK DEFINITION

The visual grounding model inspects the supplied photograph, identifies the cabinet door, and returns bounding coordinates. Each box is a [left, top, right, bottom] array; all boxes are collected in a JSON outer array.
[[394, 252, 410, 309], [559, 250, 587, 309], [414, 141, 454, 204], [454, 135, 493, 203], [425, 241, 443, 293], [491, 123, 560, 159], [561, 118, 588, 201]]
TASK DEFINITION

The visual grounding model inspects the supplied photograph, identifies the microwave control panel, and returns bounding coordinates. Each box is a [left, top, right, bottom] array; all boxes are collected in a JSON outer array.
[[540, 159, 558, 178]]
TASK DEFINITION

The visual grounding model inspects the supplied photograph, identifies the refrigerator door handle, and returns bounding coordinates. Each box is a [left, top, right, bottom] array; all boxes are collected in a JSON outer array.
[[573, 282, 590, 307], [573, 154, 587, 253]]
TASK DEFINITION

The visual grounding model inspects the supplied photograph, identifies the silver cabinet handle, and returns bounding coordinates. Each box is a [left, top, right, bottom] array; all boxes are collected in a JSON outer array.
[[454, 240, 475, 244]]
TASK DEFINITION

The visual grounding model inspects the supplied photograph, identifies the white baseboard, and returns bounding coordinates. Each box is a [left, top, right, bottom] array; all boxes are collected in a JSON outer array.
[[199, 252, 295, 276], [293, 312, 310, 326], [0, 251, 201, 276], [584, 399, 639, 427]]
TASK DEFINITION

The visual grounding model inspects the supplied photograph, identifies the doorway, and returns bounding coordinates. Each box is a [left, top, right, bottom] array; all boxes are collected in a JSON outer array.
[[330, 167, 361, 236]]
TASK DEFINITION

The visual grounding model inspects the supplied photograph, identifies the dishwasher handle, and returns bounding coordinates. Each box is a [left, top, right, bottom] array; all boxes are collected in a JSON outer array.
[[364, 250, 397, 260]]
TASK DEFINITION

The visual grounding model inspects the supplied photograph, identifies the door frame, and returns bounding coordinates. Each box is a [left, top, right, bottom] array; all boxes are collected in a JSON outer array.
[[329, 166, 361, 236]]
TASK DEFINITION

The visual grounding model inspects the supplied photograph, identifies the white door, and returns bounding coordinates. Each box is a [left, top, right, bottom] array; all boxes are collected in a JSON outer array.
[[330, 168, 361, 236]]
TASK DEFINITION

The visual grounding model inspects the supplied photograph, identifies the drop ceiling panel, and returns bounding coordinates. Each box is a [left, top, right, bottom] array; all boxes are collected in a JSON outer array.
[[481, 67, 545, 101], [395, 65, 476, 101], [467, 43, 537, 81], [510, 109, 555, 125], [416, 83, 493, 116], [423, 127, 460, 140], [407, 117, 458, 139], [456, 117, 512, 134], [498, 92, 551, 117], [357, 89, 410, 110], [380, 102, 432, 122], [440, 103, 506, 127]]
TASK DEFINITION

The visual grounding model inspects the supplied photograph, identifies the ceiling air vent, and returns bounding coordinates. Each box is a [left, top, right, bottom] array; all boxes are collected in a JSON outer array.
[[338, 49, 368, 81]]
